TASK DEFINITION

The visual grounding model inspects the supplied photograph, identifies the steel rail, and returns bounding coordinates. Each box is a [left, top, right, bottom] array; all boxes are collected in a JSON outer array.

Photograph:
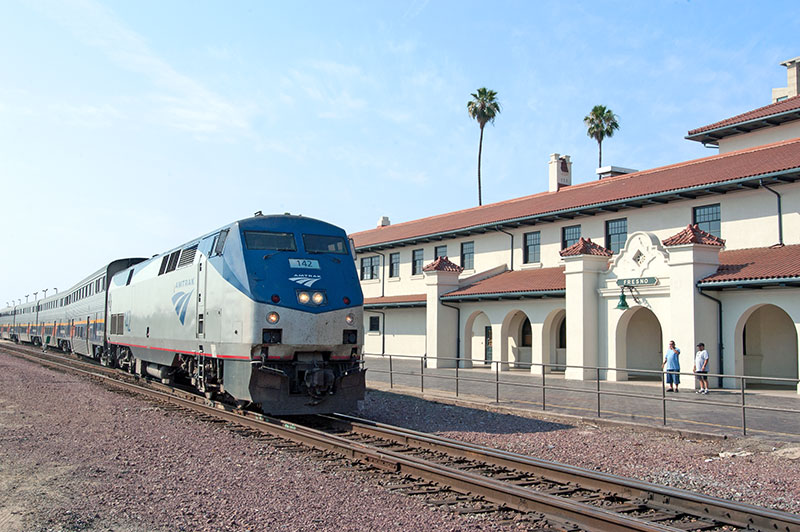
[[328, 413, 800, 532], [2, 343, 683, 531]]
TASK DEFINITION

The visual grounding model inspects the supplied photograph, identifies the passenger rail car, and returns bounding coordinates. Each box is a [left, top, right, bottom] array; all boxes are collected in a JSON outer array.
[[0, 214, 366, 415], [0, 259, 145, 352]]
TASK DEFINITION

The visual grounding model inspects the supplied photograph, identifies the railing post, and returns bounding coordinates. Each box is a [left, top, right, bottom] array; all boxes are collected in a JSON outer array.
[[455, 362, 459, 397], [541, 365, 546, 411], [389, 355, 393, 389], [495, 362, 500, 403], [741, 376, 747, 437], [420, 356, 424, 393], [661, 370, 667, 426], [596, 366, 601, 418]]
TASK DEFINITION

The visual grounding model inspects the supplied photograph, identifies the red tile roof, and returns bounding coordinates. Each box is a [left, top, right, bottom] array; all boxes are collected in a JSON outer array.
[[442, 267, 565, 298], [351, 138, 800, 249], [364, 294, 426, 306], [701, 245, 800, 284], [559, 237, 612, 257], [688, 95, 800, 135], [662, 224, 725, 247], [422, 256, 464, 273]]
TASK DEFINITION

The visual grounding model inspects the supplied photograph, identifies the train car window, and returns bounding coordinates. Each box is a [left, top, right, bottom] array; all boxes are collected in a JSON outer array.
[[178, 244, 198, 268], [126, 269, 135, 286], [244, 231, 296, 251], [213, 229, 229, 256], [302, 234, 348, 254]]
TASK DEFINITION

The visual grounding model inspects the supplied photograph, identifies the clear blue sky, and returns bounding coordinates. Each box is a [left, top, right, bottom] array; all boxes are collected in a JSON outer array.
[[1, 0, 799, 306]]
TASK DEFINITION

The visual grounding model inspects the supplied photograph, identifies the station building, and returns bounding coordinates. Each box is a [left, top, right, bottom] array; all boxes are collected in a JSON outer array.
[[351, 58, 800, 392]]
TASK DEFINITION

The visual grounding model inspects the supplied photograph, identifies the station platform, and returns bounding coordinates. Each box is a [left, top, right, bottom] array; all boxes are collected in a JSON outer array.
[[363, 355, 800, 443]]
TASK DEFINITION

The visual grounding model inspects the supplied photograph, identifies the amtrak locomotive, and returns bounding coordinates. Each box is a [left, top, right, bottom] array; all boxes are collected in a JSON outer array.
[[0, 214, 366, 415]]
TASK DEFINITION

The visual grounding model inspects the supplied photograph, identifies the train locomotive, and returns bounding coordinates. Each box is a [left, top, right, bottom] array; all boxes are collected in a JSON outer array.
[[0, 214, 366, 415]]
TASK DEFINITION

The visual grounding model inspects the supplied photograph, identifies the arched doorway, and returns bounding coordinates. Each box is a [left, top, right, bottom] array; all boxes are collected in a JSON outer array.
[[541, 309, 566, 373], [464, 311, 492, 366], [501, 310, 530, 368], [738, 304, 798, 388], [616, 306, 663, 380]]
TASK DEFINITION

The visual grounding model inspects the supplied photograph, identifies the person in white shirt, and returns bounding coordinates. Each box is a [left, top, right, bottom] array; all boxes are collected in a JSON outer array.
[[694, 342, 709, 394]]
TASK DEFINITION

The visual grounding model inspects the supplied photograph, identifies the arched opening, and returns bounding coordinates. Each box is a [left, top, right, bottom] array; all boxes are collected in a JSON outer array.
[[499, 310, 533, 369], [465, 311, 492, 366], [541, 309, 566, 373], [616, 306, 663, 380], [739, 304, 798, 388]]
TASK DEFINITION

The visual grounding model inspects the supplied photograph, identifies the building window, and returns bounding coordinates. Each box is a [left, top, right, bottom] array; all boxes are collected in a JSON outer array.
[[368, 316, 380, 332], [693, 203, 720, 238], [435, 245, 447, 259], [412, 249, 424, 275], [523, 232, 540, 264], [360, 256, 380, 280], [461, 241, 474, 270], [562, 225, 581, 249], [389, 252, 400, 278], [605, 218, 627, 254]]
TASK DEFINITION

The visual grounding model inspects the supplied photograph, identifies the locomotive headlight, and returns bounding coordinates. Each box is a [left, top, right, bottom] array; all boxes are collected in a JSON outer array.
[[312, 292, 324, 305], [267, 312, 280, 324], [345, 313, 355, 325], [298, 291, 310, 304]]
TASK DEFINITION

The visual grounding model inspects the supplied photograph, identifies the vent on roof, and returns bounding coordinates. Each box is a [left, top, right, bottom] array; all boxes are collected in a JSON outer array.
[[377, 216, 391, 227], [548, 153, 571, 192], [596, 166, 637, 180]]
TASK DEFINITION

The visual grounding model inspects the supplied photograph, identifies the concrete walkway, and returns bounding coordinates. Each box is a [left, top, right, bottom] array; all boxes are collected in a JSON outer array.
[[363, 355, 800, 442]]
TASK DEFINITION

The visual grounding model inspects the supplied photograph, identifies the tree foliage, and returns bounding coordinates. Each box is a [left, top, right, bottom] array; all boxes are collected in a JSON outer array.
[[584, 105, 620, 168], [467, 88, 501, 206]]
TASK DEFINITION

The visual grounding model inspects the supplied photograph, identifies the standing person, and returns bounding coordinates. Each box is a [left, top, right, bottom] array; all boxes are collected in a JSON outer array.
[[662, 340, 681, 392], [694, 342, 709, 394]]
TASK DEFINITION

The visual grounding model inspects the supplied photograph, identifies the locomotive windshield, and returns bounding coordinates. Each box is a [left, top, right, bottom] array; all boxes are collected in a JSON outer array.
[[302, 234, 348, 254], [244, 231, 297, 251]]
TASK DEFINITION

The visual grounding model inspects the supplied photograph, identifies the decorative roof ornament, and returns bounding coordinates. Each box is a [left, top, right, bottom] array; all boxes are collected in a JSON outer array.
[[661, 224, 725, 247], [422, 256, 464, 273], [559, 237, 612, 257]]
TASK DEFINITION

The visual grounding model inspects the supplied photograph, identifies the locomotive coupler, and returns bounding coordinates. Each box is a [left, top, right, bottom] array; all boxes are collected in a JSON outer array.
[[304, 367, 335, 399]]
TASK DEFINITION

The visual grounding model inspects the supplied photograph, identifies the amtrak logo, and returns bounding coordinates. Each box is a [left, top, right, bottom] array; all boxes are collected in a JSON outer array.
[[289, 274, 321, 287], [172, 290, 194, 325]]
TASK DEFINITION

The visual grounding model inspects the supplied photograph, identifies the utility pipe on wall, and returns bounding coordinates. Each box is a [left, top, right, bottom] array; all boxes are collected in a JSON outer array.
[[441, 301, 461, 367], [698, 288, 724, 389], [496, 227, 514, 270], [760, 180, 784, 246]]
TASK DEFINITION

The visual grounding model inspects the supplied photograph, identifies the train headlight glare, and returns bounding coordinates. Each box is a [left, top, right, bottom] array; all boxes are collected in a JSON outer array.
[[312, 292, 324, 304], [345, 313, 355, 325], [267, 312, 280, 324], [298, 292, 310, 304]]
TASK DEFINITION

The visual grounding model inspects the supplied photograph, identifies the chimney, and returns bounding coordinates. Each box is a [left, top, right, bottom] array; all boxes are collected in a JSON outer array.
[[548, 153, 572, 192], [596, 165, 638, 180], [377, 216, 391, 227], [772, 56, 800, 103]]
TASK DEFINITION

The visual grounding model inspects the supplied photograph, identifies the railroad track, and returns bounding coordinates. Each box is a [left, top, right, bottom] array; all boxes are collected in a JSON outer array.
[[3, 341, 799, 532]]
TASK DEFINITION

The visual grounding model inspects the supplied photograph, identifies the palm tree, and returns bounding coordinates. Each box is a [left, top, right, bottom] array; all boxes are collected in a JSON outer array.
[[467, 88, 501, 206], [584, 105, 620, 168]]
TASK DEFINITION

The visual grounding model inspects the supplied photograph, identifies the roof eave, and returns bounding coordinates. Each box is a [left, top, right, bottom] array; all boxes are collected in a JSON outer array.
[[440, 289, 565, 302], [355, 167, 800, 252], [686, 108, 800, 145], [364, 301, 427, 309], [697, 276, 800, 290]]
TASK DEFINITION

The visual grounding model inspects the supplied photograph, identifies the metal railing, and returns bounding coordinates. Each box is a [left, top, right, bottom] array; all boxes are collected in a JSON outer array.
[[364, 353, 800, 437]]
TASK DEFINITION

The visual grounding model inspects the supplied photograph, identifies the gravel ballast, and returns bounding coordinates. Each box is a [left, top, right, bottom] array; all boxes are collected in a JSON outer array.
[[1, 350, 798, 532]]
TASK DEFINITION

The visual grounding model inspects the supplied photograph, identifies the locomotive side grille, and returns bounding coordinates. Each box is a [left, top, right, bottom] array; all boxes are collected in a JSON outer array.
[[178, 245, 198, 268]]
